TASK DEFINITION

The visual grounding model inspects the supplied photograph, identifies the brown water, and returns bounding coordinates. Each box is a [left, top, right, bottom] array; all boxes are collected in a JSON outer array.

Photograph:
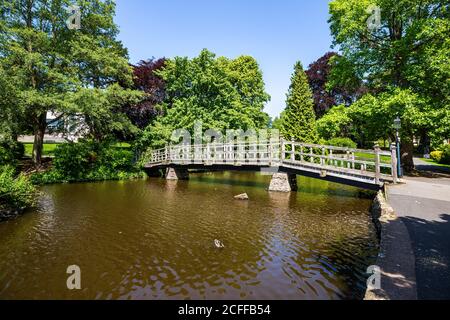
[[0, 172, 378, 300]]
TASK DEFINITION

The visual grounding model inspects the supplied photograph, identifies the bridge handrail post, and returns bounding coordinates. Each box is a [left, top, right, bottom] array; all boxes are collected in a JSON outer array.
[[346, 150, 351, 169], [374, 144, 381, 185], [390, 143, 399, 184], [291, 139, 295, 161], [321, 147, 326, 166], [207, 143, 211, 163], [229, 142, 234, 163], [165, 146, 169, 163], [180, 144, 183, 164], [351, 152, 356, 169], [223, 143, 226, 163], [281, 138, 286, 162]]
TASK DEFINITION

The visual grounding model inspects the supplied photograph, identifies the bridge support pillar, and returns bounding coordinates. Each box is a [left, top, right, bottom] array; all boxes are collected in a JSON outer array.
[[146, 169, 163, 177], [166, 167, 189, 180], [268, 173, 298, 193]]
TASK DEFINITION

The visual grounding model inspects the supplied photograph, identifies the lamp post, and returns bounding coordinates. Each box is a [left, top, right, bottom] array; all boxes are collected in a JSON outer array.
[[393, 117, 403, 177]]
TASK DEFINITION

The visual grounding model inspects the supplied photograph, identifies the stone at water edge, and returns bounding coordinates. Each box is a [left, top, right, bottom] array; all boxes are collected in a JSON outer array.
[[234, 193, 249, 200]]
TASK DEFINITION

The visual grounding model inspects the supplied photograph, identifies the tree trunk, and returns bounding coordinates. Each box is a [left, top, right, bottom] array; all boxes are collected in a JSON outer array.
[[32, 112, 47, 166], [401, 136, 415, 173], [11, 133, 18, 143], [418, 131, 431, 157]]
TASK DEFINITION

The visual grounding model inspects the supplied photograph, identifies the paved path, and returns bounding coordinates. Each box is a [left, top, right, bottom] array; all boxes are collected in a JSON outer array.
[[387, 175, 450, 299]]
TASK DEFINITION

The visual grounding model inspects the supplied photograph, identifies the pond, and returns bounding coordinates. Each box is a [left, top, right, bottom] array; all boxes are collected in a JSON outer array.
[[0, 172, 378, 300]]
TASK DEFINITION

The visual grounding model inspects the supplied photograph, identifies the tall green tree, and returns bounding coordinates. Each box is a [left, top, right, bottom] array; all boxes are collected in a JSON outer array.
[[0, 65, 26, 163], [71, 84, 143, 142], [0, 0, 140, 165], [316, 105, 353, 141], [0, 66, 22, 140], [280, 62, 317, 143], [140, 49, 270, 148], [0, 0, 77, 165], [328, 0, 449, 170]]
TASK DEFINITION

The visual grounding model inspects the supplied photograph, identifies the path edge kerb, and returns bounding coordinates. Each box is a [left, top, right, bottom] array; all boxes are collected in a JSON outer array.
[[365, 188, 418, 300]]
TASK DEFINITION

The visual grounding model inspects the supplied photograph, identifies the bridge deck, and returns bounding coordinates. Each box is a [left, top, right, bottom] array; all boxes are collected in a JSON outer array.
[[143, 140, 399, 190]]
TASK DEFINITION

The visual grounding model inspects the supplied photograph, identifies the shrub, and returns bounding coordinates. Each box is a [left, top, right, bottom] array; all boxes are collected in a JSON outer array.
[[0, 139, 24, 166], [98, 147, 135, 172], [52, 142, 94, 179], [326, 137, 357, 149], [32, 140, 143, 184], [440, 145, 450, 165], [316, 105, 352, 141], [0, 165, 36, 211], [0, 146, 12, 165], [430, 151, 443, 163], [14, 142, 25, 159], [30, 170, 66, 185]]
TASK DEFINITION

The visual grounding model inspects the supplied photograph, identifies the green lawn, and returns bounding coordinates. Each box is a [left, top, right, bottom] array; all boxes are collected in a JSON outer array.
[[115, 142, 131, 149], [23, 142, 131, 157], [354, 152, 392, 164], [23, 143, 58, 157], [420, 158, 450, 169]]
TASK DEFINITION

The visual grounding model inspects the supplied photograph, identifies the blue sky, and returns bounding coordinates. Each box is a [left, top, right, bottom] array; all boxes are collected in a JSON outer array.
[[114, 0, 334, 118]]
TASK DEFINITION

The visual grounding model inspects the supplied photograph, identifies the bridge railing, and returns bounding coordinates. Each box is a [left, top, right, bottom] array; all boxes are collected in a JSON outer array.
[[145, 139, 399, 184], [280, 140, 398, 184], [166, 141, 283, 166]]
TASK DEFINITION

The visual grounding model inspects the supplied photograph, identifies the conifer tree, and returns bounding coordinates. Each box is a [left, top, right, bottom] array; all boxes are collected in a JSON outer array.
[[280, 62, 317, 143]]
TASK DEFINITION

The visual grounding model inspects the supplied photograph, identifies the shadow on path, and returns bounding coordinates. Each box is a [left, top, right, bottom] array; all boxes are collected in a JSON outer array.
[[401, 214, 450, 300], [413, 158, 450, 176]]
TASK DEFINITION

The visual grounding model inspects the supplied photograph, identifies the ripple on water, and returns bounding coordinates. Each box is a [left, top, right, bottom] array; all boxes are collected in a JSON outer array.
[[0, 173, 378, 300]]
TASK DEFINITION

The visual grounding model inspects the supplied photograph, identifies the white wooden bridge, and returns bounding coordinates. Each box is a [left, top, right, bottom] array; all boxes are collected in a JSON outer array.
[[144, 139, 400, 191]]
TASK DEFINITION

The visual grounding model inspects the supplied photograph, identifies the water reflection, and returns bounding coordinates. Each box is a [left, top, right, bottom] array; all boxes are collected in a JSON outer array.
[[0, 172, 378, 300]]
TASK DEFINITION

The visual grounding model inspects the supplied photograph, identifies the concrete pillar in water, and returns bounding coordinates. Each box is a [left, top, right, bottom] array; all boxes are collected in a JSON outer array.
[[268, 173, 298, 192], [166, 167, 189, 180]]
